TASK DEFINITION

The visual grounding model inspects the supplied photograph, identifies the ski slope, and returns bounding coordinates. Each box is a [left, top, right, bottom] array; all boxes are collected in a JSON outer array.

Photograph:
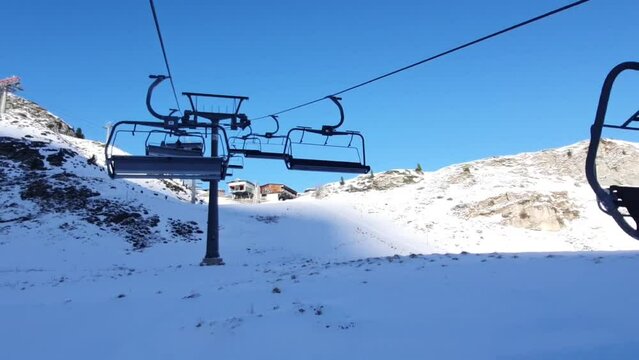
[[1, 94, 639, 359]]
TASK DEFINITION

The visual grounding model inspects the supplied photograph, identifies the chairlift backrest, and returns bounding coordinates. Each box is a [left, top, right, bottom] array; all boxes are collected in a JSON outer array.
[[144, 129, 206, 157]]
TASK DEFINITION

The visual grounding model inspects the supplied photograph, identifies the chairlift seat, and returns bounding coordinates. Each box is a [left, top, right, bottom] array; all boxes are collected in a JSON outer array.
[[108, 155, 226, 180], [229, 148, 287, 160], [162, 141, 202, 150], [146, 144, 203, 157], [242, 149, 287, 160], [610, 186, 639, 224], [286, 157, 370, 174]]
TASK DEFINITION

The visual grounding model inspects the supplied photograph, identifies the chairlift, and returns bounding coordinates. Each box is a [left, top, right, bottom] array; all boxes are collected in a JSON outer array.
[[283, 96, 370, 174], [229, 116, 288, 160], [105, 120, 231, 180], [585, 61, 639, 239], [104, 75, 248, 180]]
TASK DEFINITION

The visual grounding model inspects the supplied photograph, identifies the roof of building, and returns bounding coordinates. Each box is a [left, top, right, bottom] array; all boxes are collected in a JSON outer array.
[[260, 183, 297, 195], [227, 179, 255, 186]]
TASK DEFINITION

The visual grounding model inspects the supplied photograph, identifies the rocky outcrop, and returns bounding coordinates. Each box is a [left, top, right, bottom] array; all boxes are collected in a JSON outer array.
[[4, 93, 77, 137], [453, 191, 580, 231], [316, 169, 423, 198]]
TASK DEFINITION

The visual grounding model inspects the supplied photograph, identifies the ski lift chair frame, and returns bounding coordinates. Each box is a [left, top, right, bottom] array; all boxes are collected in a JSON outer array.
[[229, 116, 289, 160], [585, 61, 639, 240], [104, 75, 250, 180], [144, 129, 206, 157], [105, 120, 232, 180], [283, 96, 370, 174], [228, 125, 264, 155]]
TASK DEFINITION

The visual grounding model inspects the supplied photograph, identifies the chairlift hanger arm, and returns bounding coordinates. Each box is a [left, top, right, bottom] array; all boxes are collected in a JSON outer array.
[[241, 125, 254, 139], [321, 96, 344, 133], [147, 75, 181, 124], [585, 61, 639, 240], [264, 115, 280, 138]]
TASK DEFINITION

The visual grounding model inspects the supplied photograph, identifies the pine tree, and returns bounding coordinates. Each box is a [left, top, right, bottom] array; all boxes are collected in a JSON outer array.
[[75, 127, 85, 139]]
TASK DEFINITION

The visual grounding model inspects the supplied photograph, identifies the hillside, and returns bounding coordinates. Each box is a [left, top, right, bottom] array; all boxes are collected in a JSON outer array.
[[315, 140, 639, 253], [1, 94, 639, 359]]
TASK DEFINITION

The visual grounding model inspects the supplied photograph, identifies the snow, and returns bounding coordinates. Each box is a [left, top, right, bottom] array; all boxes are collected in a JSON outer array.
[[2, 96, 639, 359]]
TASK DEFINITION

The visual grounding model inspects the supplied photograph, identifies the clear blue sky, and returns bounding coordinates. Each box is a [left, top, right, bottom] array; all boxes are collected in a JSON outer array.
[[2, 0, 638, 191]]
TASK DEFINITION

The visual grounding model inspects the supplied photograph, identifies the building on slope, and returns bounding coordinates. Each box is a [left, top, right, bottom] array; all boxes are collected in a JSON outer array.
[[227, 179, 257, 199], [260, 183, 298, 201]]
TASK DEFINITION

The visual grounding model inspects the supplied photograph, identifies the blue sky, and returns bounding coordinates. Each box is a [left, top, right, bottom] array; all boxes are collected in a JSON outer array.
[[2, 0, 638, 192]]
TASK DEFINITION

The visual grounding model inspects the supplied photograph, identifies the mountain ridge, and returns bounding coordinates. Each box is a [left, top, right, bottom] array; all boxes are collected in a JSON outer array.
[[2, 93, 637, 254]]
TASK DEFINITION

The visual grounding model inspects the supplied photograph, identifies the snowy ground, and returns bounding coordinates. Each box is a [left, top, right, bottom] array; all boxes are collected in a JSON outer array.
[[2, 223, 639, 359], [2, 95, 639, 359]]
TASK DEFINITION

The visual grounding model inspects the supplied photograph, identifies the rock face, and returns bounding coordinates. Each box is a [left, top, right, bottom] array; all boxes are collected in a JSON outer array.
[[453, 191, 580, 231], [4, 93, 77, 137], [316, 169, 423, 197], [0, 96, 200, 250]]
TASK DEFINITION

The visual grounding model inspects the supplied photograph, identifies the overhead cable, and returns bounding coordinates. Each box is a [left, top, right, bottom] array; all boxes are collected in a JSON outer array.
[[251, 0, 591, 120], [149, 0, 182, 113]]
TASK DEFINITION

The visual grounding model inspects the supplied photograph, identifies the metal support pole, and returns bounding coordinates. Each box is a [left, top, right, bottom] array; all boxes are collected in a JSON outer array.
[[191, 179, 197, 204], [104, 122, 113, 143], [201, 123, 224, 266], [0, 90, 7, 117]]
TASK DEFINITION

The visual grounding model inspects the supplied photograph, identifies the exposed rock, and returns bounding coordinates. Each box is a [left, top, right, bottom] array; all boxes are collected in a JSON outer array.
[[4, 94, 77, 137], [317, 170, 423, 197], [0, 137, 47, 170], [167, 219, 202, 241], [0, 138, 193, 250], [45, 148, 77, 166], [446, 164, 476, 186], [454, 191, 580, 231]]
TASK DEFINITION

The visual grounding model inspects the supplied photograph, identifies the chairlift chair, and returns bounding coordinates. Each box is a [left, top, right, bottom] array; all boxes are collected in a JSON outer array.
[[105, 120, 231, 180], [585, 61, 639, 240], [229, 116, 289, 160], [104, 74, 251, 180], [283, 96, 370, 174], [228, 125, 263, 155]]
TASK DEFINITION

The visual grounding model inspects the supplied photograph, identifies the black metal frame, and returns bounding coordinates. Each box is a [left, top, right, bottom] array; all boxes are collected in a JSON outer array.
[[585, 61, 639, 239], [105, 75, 251, 265], [105, 120, 231, 179], [229, 115, 289, 160], [283, 96, 370, 174]]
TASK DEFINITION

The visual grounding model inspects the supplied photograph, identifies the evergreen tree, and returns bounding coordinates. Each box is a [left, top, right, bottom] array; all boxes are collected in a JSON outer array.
[[75, 127, 85, 139]]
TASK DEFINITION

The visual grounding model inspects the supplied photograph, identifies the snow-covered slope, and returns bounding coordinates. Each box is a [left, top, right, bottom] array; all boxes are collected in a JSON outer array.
[[2, 95, 639, 359], [315, 140, 639, 254]]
